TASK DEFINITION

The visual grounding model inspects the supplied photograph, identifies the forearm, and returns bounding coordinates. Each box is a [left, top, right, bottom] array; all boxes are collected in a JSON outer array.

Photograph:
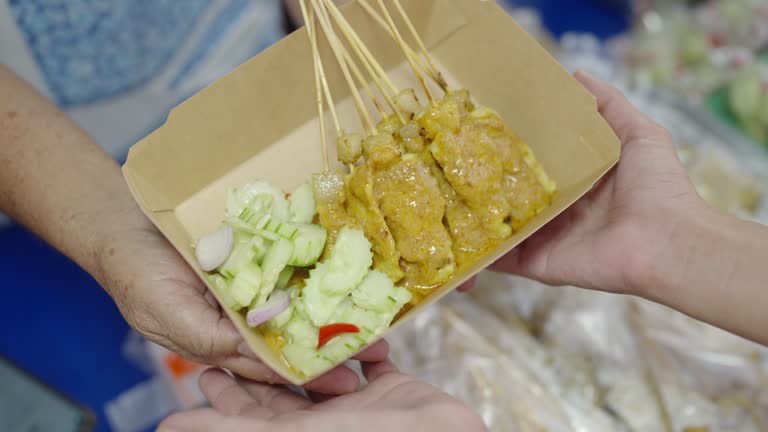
[[0, 66, 150, 281], [644, 208, 768, 345]]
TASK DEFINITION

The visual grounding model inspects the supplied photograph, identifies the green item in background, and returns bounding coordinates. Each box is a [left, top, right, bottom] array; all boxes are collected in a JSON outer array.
[[705, 49, 768, 150]]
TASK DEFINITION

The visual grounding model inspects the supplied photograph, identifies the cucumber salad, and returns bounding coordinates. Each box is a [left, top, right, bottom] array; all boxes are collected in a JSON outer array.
[[195, 179, 412, 377]]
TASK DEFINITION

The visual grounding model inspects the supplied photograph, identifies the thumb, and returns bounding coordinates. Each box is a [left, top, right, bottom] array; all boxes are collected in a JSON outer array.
[[158, 409, 265, 432]]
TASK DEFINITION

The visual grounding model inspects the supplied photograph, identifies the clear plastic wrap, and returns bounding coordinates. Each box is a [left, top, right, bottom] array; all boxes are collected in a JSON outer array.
[[389, 273, 768, 431]]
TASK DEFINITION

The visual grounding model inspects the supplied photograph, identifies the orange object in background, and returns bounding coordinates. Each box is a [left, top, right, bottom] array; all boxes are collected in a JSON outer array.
[[164, 352, 201, 379]]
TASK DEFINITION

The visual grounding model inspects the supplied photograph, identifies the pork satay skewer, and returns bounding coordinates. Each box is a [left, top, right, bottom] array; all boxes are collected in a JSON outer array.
[[301, 0, 330, 171], [310, 0, 375, 135], [390, 0, 448, 90], [374, 0, 434, 104], [357, 0, 445, 91], [322, 0, 406, 123]]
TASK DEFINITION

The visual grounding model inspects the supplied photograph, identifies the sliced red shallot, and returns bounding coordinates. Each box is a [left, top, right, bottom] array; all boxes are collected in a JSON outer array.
[[247, 290, 291, 327]]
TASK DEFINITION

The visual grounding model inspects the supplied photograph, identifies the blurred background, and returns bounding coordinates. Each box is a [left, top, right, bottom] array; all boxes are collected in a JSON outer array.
[[1, 0, 767, 431]]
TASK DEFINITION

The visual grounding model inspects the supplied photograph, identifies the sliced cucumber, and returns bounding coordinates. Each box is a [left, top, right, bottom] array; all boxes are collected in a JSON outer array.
[[237, 193, 273, 225], [351, 270, 412, 313], [331, 299, 388, 336], [230, 263, 262, 309], [206, 274, 238, 311], [253, 213, 272, 230], [288, 284, 306, 316], [289, 224, 327, 267], [320, 227, 372, 296], [282, 344, 333, 377], [319, 333, 365, 363], [218, 235, 264, 279], [264, 219, 299, 240], [275, 267, 294, 291], [226, 180, 289, 221], [256, 238, 293, 305], [250, 235, 269, 263], [301, 263, 345, 326], [226, 218, 281, 242], [283, 315, 319, 347], [289, 182, 316, 224]]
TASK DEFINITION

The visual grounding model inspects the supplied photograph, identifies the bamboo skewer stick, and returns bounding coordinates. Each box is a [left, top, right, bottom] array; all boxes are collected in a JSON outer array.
[[311, 0, 375, 134], [342, 44, 385, 117], [313, 0, 384, 117], [322, 0, 406, 123], [357, 0, 446, 91], [320, 1, 398, 98], [319, 54, 342, 135], [374, 0, 434, 104], [390, 0, 448, 90], [310, 6, 342, 137], [300, 0, 329, 171]]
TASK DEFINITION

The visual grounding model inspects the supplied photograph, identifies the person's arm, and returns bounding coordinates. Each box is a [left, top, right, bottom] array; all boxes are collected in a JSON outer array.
[[492, 71, 768, 346], [0, 66, 135, 279], [0, 66, 384, 393], [648, 207, 768, 345]]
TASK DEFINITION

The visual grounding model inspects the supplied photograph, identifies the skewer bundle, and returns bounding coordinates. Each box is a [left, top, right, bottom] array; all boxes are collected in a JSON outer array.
[[300, 0, 557, 293]]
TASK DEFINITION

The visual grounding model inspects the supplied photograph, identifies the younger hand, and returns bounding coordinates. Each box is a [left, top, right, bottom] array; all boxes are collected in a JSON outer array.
[[491, 71, 704, 295], [159, 363, 486, 432]]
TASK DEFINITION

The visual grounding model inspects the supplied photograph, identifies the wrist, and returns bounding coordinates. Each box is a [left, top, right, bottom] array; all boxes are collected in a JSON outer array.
[[632, 203, 728, 306], [88, 192, 155, 287]]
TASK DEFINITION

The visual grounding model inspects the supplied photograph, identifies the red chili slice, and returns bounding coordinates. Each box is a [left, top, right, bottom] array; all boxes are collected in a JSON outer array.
[[317, 323, 360, 349]]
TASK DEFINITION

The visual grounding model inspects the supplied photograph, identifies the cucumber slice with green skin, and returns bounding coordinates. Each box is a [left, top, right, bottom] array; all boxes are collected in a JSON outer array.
[[226, 218, 281, 241], [255, 238, 294, 305], [264, 219, 299, 240], [237, 194, 273, 225], [251, 236, 269, 263], [230, 263, 263, 309], [207, 274, 238, 310], [331, 299, 388, 335], [275, 267, 294, 291], [283, 315, 319, 347], [320, 228, 372, 296], [253, 214, 272, 230], [301, 263, 346, 326], [289, 183, 316, 224], [282, 344, 333, 377], [319, 333, 365, 364], [289, 224, 327, 267], [351, 270, 413, 313], [285, 283, 305, 315], [227, 181, 289, 221], [218, 234, 266, 279]]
